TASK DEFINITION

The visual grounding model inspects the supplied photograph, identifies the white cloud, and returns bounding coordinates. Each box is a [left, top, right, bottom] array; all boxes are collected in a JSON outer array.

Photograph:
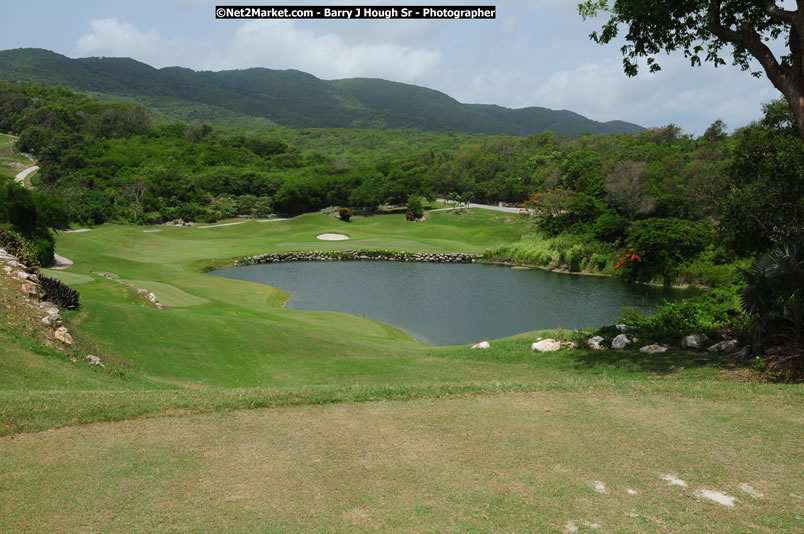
[[75, 18, 215, 68], [452, 55, 778, 134], [205, 20, 441, 82], [69, 12, 781, 135], [76, 18, 159, 58]]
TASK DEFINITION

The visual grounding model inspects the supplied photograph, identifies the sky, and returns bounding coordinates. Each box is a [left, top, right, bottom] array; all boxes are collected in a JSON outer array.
[[1, 0, 790, 135]]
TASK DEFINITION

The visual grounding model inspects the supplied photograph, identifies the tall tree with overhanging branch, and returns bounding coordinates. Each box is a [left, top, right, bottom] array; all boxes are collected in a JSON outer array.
[[579, 1, 804, 139]]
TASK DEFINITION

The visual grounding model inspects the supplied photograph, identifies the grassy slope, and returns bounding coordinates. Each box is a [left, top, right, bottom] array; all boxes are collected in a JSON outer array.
[[6, 209, 787, 425], [0, 133, 30, 180], [1, 208, 802, 532]]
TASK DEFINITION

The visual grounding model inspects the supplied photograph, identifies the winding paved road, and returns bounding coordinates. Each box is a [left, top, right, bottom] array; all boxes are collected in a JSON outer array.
[[433, 199, 524, 214], [14, 165, 38, 188]]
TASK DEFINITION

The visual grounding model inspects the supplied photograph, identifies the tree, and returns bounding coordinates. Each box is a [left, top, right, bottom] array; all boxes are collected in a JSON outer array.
[[605, 160, 654, 220], [459, 191, 474, 211], [523, 188, 576, 219], [184, 120, 213, 142], [593, 212, 629, 242], [703, 119, 728, 141], [648, 124, 683, 144], [121, 180, 147, 223], [579, 1, 804, 139], [714, 121, 804, 254], [560, 150, 605, 197], [739, 239, 804, 359], [447, 191, 460, 210], [619, 218, 712, 283], [406, 194, 424, 221]]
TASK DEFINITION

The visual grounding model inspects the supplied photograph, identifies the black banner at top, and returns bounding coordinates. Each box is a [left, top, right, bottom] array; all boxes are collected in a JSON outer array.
[[215, 5, 496, 19]]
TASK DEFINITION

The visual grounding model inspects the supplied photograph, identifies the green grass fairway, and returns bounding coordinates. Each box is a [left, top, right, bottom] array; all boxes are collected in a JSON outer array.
[[3, 209, 802, 532]]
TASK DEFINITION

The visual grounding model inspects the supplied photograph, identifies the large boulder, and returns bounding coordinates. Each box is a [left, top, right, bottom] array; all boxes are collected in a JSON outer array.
[[588, 336, 606, 350], [86, 355, 104, 367], [639, 344, 668, 354], [20, 282, 37, 297], [681, 334, 709, 350], [532, 339, 561, 352], [616, 324, 637, 332], [611, 334, 632, 350], [707, 339, 739, 353], [41, 313, 61, 328], [471, 341, 490, 350]]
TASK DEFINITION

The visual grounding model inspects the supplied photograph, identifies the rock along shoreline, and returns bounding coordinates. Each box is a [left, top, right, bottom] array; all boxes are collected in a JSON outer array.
[[235, 250, 483, 266]]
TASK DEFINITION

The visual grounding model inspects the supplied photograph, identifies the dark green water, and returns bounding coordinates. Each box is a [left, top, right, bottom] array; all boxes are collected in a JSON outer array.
[[213, 261, 692, 346]]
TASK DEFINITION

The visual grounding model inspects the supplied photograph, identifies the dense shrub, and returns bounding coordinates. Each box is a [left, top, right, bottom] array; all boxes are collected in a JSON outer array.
[[592, 213, 629, 242], [524, 190, 608, 236], [406, 195, 423, 220], [619, 285, 745, 342], [0, 227, 40, 271], [618, 218, 713, 283], [339, 207, 352, 222], [739, 239, 804, 350], [485, 233, 618, 272], [31, 237, 55, 267], [37, 275, 80, 309]]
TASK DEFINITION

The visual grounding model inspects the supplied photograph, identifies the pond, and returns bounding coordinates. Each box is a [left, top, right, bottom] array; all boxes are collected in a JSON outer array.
[[212, 261, 693, 346]]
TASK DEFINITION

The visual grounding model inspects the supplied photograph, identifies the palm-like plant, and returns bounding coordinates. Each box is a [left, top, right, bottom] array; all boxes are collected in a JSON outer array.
[[447, 192, 459, 210], [739, 240, 804, 351]]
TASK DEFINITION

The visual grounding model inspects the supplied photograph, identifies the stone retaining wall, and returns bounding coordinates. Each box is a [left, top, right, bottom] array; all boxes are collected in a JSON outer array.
[[235, 250, 483, 266]]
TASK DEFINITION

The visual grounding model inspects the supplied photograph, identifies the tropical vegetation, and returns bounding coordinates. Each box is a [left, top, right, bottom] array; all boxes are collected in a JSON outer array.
[[1, 77, 802, 375]]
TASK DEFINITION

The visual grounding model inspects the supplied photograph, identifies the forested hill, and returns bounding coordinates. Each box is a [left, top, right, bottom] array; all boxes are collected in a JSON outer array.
[[0, 48, 644, 136]]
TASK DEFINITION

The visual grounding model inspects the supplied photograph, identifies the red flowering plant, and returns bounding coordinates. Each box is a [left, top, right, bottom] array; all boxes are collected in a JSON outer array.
[[613, 247, 644, 272]]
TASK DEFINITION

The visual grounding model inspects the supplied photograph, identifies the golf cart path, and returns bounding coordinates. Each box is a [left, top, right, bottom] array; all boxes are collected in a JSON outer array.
[[51, 254, 73, 270], [434, 199, 523, 213], [15, 165, 38, 187]]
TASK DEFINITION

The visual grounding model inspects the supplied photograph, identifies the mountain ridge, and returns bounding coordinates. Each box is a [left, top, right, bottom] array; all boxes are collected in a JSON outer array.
[[0, 48, 644, 135]]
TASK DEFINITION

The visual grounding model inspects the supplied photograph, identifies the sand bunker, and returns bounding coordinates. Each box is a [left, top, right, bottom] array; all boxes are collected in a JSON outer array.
[[64, 228, 91, 233], [197, 222, 245, 229], [316, 233, 350, 241]]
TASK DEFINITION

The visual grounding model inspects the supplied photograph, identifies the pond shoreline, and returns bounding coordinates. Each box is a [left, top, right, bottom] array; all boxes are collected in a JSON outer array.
[[212, 260, 694, 345], [481, 258, 704, 290], [202, 248, 703, 292], [234, 250, 483, 266]]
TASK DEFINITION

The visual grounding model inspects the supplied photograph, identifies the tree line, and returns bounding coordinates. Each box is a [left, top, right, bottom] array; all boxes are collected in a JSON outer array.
[[2, 80, 802, 264]]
